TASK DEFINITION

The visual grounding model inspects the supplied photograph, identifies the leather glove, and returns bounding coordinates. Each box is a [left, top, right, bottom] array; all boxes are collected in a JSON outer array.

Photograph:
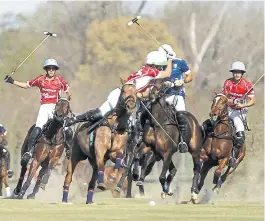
[[4, 75, 14, 84]]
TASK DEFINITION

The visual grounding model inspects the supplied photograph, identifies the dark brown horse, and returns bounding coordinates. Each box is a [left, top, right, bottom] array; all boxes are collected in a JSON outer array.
[[0, 133, 13, 198], [197, 93, 246, 198], [116, 81, 204, 203], [13, 98, 71, 199], [62, 84, 137, 204]]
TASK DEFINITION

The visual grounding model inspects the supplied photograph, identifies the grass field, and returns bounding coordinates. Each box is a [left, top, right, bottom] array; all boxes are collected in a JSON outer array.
[[0, 198, 263, 221]]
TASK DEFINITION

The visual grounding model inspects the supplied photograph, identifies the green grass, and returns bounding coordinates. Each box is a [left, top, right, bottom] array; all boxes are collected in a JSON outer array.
[[0, 198, 263, 221]]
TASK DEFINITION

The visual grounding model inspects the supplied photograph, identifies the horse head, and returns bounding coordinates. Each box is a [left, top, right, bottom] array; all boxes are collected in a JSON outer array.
[[53, 98, 71, 123], [210, 93, 229, 121], [117, 82, 137, 115]]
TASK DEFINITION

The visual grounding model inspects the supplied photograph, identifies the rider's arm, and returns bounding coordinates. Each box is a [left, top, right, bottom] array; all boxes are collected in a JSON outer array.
[[156, 60, 172, 79], [59, 76, 71, 101], [184, 70, 193, 83], [13, 80, 29, 89], [66, 91, 72, 101], [244, 95, 255, 107]]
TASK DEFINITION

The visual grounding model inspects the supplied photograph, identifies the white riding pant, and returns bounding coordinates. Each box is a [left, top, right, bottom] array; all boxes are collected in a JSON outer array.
[[99, 88, 121, 116], [165, 95, 185, 111], [35, 104, 56, 128], [228, 109, 247, 132]]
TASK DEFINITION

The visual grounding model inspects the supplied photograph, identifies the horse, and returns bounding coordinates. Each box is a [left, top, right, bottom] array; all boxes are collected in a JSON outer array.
[[62, 84, 137, 204], [116, 81, 204, 203], [0, 133, 13, 198], [197, 93, 246, 197], [13, 98, 72, 199]]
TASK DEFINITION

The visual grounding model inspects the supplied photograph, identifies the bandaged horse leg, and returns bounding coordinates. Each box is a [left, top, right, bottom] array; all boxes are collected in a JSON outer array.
[[108, 132, 128, 183], [95, 126, 111, 191], [197, 160, 215, 193], [86, 161, 98, 204], [18, 159, 40, 199], [212, 158, 228, 193], [13, 162, 28, 196], [126, 167, 133, 198], [190, 156, 202, 203], [62, 147, 83, 203], [27, 166, 47, 199]]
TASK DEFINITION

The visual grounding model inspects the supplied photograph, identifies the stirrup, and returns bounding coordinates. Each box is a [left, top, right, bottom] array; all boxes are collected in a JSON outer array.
[[178, 141, 188, 153], [21, 151, 32, 164]]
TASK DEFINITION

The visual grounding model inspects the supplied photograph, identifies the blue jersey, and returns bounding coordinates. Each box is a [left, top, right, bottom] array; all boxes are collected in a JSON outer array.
[[0, 124, 7, 135], [166, 58, 190, 98]]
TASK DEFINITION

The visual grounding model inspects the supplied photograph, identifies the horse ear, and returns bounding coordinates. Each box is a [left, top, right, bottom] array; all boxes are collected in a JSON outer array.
[[213, 90, 218, 95], [120, 77, 125, 85]]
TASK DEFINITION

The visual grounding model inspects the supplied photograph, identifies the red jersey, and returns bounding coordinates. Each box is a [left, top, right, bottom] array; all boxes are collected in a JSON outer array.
[[222, 77, 254, 106], [27, 75, 69, 104], [125, 65, 160, 92]]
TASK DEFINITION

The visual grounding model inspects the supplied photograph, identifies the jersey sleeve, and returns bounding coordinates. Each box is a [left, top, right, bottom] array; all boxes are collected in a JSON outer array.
[[180, 59, 190, 74], [221, 79, 229, 95], [58, 76, 70, 92], [27, 75, 42, 88], [246, 80, 254, 96]]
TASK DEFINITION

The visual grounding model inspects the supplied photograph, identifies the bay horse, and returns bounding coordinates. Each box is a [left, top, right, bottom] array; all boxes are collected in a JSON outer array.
[[116, 81, 204, 203], [13, 98, 72, 199], [62, 84, 137, 204], [0, 133, 13, 198], [197, 93, 246, 198]]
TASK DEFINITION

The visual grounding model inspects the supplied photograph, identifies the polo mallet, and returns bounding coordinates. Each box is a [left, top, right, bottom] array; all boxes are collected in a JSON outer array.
[[244, 73, 264, 97], [128, 16, 167, 53], [9, 31, 57, 76]]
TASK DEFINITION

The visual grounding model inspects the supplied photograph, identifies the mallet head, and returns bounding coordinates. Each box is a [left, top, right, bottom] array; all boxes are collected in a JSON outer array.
[[128, 16, 141, 26], [44, 31, 57, 37]]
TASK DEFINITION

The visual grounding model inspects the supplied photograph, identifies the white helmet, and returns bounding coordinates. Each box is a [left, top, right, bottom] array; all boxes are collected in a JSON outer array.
[[158, 44, 176, 58], [229, 61, 246, 73], [43, 58, 60, 70], [146, 51, 167, 66]]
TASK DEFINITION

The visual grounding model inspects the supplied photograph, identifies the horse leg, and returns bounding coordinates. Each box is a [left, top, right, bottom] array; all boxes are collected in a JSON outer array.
[[190, 154, 202, 204], [159, 155, 172, 199], [17, 159, 40, 199], [27, 165, 47, 199], [2, 170, 11, 198], [137, 151, 156, 196], [95, 127, 111, 191], [62, 153, 81, 203], [85, 161, 98, 204], [165, 160, 177, 197], [13, 162, 28, 196], [212, 158, 228, 193], [0, 176, 2, 198], [197, 160, 214, 193], [126, 165, 133, 198]]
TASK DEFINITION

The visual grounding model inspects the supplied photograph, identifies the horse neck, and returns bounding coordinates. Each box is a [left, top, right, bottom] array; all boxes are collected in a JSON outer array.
[[214, 118, 231, 134], [151, 97, 169, 124], [44, 119, 63, 139]]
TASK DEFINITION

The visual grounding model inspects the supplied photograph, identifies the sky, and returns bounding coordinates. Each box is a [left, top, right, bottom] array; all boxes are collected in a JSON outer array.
[[0, 1, 167, 16]]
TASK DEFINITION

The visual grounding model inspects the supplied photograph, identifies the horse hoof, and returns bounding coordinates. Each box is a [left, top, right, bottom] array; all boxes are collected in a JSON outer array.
[[40, 183, 46, 191], [107, 175, 116, 183], [161, 192, 167, 199], [114, 187, 121, 193], [212, 186, 220, 194], [167, 191, 173, 196], [126, 195, 132, 198], [97, 183, 106, 191], [86, 201, 94, 204], [136, 181, 143, 186], [27, 194, 35, 199]]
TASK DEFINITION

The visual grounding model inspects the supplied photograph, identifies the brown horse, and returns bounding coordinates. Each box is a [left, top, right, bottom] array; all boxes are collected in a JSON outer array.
[[197, 93, 246, 198], [14, 98, 71, 199], [0, 133, 12, 198], [116, 81, 204, 203], [62, 84, 136, 204]]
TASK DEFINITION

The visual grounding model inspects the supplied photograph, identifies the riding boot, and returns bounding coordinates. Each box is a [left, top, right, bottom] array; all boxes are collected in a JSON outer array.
[[21, 127, 42, 164], [5, 150, 13, 178], [64, 127, 73, 160], [177, 112, 188, 153], [230, 131, 245, 167], [135, 111, 143, 145], [65, 108, 103, 127]]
